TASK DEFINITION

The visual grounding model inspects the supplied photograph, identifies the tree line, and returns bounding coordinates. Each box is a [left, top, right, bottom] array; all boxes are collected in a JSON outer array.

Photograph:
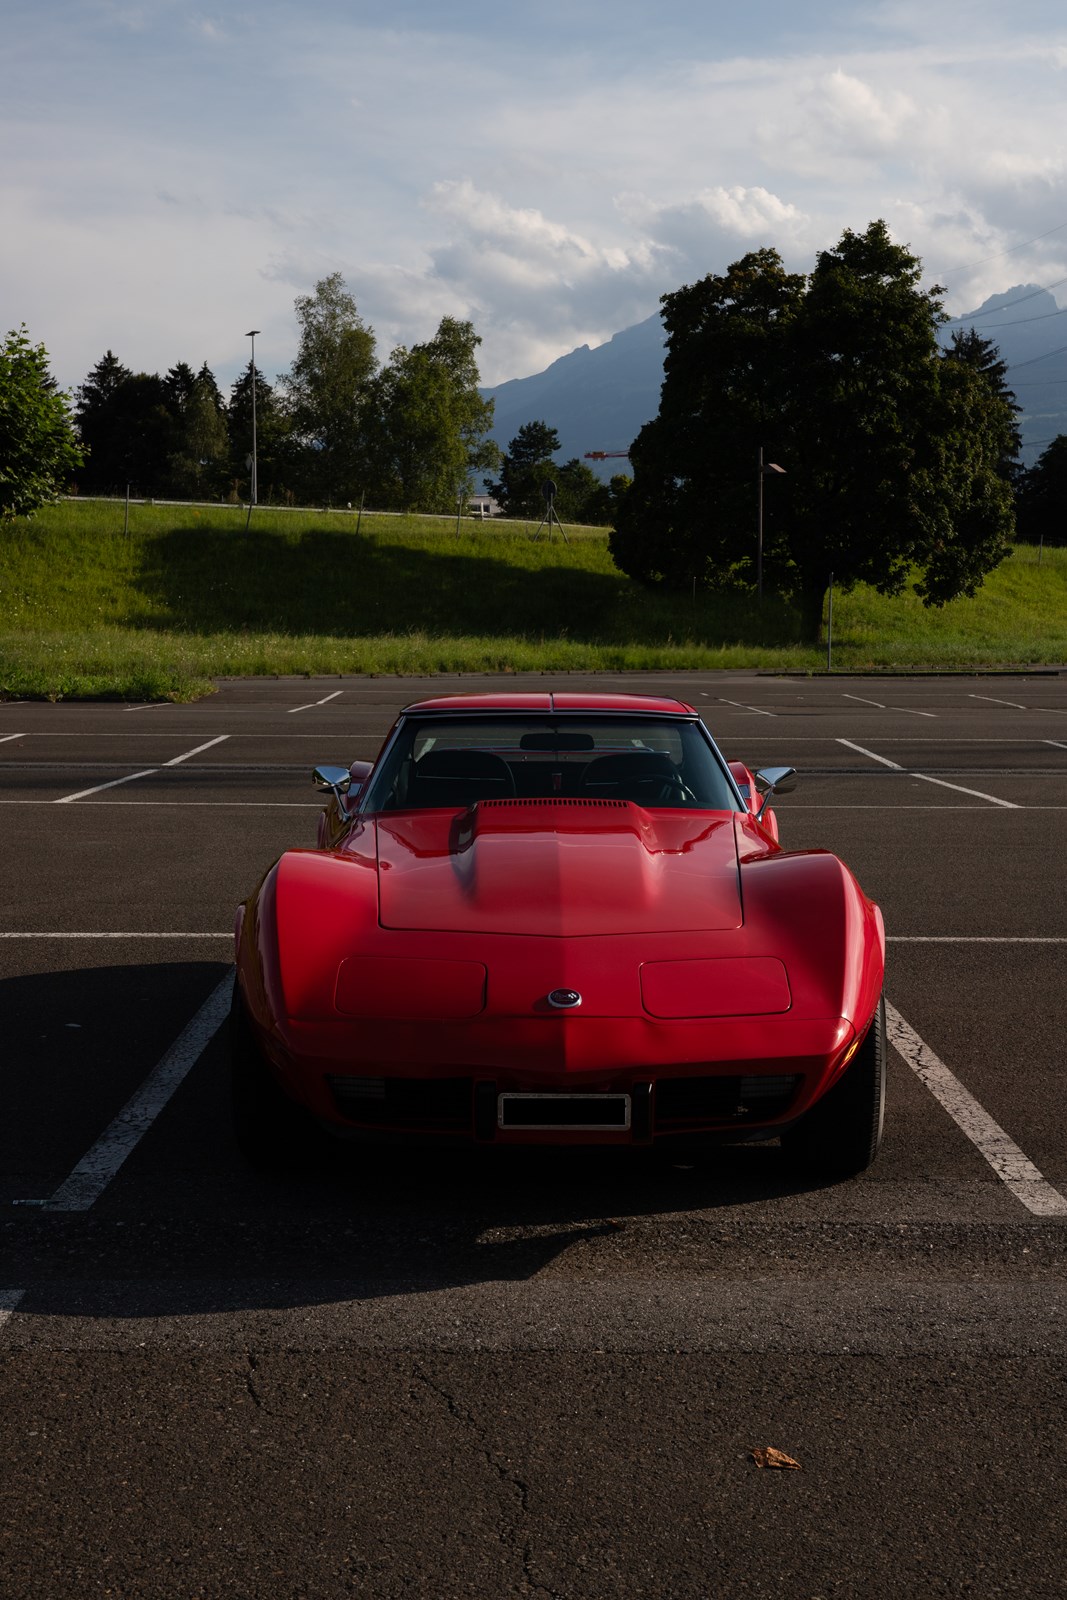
[[53, 271, 622, 523], [71, 274, 500, 513], [3, 227, 1065, 624]]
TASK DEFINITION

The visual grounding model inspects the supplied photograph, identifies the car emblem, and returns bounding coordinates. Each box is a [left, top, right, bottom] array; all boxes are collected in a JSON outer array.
[[547, 988, 582, 1009]]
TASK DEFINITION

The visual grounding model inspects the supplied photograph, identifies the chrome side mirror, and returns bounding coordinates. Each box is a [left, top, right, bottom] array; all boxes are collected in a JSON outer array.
[[753, 765, 797, 821], [313, 764, 353, 819]]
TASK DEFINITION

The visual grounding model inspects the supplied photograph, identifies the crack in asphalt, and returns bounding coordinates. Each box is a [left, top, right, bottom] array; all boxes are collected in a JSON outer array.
[[245, 1349, 264, 1410], [410, 1361, 562, 1599]]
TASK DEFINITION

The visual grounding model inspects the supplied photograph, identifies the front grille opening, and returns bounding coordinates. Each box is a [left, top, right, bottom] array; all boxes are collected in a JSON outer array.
[[329, 1075, 473, 1130], [654, 1073, 800, 1129]]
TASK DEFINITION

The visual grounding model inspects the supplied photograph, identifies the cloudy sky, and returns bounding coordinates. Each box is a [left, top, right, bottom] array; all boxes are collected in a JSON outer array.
[[5, 0, 1067, 394]]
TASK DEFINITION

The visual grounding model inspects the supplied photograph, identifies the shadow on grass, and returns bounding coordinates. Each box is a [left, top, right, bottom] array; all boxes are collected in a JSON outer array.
[[130, 524, 803, 647]]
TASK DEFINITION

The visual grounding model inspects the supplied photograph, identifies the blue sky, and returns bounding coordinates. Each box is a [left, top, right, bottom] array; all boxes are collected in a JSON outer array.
[[5, 1, 1067, 394]]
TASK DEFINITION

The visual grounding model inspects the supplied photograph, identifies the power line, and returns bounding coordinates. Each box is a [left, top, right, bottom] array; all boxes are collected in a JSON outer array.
[[952, 308, 1067, 331], [936, 218, 1067, 276], [1006, 340, 1067, 372]]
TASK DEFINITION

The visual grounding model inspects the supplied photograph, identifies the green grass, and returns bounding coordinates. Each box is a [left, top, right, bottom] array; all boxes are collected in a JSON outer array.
[[1, 499, 1064, 699]]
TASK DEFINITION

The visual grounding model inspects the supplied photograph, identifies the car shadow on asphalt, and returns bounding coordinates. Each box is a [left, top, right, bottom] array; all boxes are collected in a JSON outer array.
[[4, 962, 848, 1322]]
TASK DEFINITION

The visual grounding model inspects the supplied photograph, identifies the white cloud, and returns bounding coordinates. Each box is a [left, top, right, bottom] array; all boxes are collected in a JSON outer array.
[[6, 1, 1067, 391]]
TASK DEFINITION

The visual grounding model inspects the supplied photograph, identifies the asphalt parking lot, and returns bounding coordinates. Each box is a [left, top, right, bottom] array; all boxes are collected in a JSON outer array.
[[2, 671, 1066, 1598]]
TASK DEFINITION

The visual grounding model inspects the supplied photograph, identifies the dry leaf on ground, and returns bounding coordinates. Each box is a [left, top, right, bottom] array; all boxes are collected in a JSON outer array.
[[750, 1446, 802, 1470]]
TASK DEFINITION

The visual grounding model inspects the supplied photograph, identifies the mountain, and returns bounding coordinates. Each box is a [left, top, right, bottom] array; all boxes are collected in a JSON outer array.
[[482, 286, 1067, 479], [482, 313, 665, 481], [942, 286, 1067, 464]]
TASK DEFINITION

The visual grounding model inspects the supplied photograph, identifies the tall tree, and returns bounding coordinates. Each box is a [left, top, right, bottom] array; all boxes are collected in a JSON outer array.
[[610, 249, 804, 591], [0, 326, 84, 518], [552, 458, 609, 522], [75, 350, 133, 492], [487, 421, 562, 516], [611, 222, 1017, 637], [166, 363, 228, 499], [361, 318, 498, 512], [280, 273, 377, 503], [1015, 435, 1067, 548]]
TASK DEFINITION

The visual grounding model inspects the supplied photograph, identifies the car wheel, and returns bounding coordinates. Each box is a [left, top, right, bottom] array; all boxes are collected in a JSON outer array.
[[230, 982, 311, 1172], [781, 994, 886, 1180]]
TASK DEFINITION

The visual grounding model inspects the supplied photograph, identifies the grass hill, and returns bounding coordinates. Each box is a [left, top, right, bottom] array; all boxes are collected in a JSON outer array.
[[0, 499, 1064, 701]]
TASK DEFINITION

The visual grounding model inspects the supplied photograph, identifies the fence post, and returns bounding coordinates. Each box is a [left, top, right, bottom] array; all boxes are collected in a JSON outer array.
[[124, 483, 130, 539], [826, 572, 833, 673]]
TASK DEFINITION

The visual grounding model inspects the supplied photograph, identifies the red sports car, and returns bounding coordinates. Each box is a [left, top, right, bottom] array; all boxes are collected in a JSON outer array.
[[232, 692, 885, 1179]]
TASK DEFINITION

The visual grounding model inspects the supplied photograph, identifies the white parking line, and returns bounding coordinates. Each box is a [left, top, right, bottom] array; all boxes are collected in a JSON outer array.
[[163, 735, 230, 766], [1047, 741, 1067, 751], [842, 695, 936, 718], [45, 973, 234, 1213], [0, 800, 321, 808], [886, 1001, 1067, 1218], [718, 698, 776, 717], [54, 769, 158, 803], [837, 739, 902, 769], [836, 738, 1020, 807], [51, 737, 236, 801], [287, 690, 344, 714], [124, 702, 173, 712], [969, 693, 1027, 709], [889, 936, 1067, 943], [912, 774, 1020, 808], [0, 733, 23, 744], [0, 1290, 25, 1334]]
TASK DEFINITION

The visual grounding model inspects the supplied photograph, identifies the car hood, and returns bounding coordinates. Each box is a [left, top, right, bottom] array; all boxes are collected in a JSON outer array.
[[374, 799, 742, 936]]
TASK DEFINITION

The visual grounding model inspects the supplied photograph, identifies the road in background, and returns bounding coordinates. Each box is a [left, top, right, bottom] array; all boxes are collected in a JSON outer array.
[[2, 673, 1066, 1598]]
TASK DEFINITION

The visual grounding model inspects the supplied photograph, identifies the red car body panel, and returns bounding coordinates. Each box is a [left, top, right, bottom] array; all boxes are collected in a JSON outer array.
[[235, 695, 885, 1146], [376, 805, 743, 936]]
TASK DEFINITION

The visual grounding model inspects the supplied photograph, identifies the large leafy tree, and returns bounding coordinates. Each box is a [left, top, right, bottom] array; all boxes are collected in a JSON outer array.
[[611, 222, 1018, 637], [0, 326, 84, 518], [280, 272, 377, 503], [361, 318, 497, 512]]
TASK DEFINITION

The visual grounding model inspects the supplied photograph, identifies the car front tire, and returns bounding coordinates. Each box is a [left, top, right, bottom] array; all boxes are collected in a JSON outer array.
[[781, 994, 886, 1180], [230, 982, 311, 1172]]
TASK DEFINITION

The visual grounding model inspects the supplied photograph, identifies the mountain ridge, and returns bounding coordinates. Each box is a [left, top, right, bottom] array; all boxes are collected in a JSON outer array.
[[482, 286, 1067, 476]]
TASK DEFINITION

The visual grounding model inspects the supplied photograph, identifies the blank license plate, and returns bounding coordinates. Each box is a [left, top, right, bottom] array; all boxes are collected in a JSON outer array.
[[498, 1093, 631, 1130]]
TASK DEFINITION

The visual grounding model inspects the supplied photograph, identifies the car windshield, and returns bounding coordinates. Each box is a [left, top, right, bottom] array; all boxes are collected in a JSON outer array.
[[361, 715, 740, 812]]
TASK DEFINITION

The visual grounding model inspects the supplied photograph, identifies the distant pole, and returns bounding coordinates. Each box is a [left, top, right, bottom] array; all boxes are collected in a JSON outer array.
[[455, 491, 463, 537], [245, 328, 261, 531], [757, 447, 764, 601], [826, 572, 834, 673], [124, 483, 130, 539], [757, 448, 786, 602], [356, 491, 364, 536]]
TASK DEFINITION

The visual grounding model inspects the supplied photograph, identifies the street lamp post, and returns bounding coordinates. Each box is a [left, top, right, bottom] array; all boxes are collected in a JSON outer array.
[[245, 329, 261, 530], [757, 446, 786, 601]]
